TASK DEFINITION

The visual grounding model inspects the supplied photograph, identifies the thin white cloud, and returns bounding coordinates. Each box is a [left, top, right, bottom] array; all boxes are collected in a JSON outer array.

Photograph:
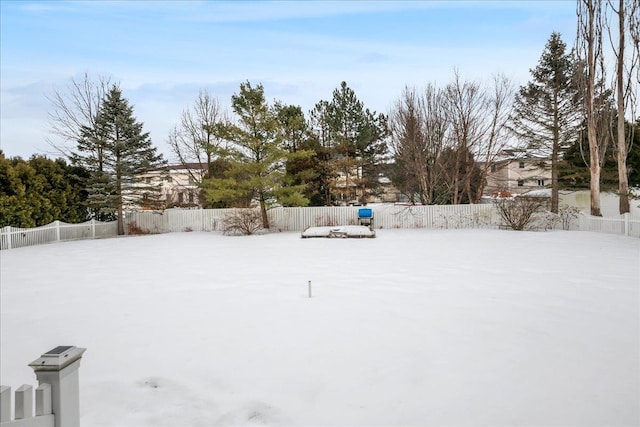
[[1, 0, 580, 159]]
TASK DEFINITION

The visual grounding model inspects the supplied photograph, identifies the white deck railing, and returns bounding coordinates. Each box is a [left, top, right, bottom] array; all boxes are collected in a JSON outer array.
[[1, 346, 85, 427], [0, 384, 54, 427]]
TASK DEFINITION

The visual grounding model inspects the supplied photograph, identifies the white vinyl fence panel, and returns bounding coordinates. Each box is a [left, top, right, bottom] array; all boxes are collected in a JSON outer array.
[[126, 209, 236, 233], [2, 207, 636, 250], [268, 204, 500, 231], [579, 213, 640, 238], [126, 205, 501, 234], [0, 220, 117, 250]]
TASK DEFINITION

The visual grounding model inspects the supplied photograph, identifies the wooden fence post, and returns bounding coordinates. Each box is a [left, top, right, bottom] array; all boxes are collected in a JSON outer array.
[[623, 213, 629, 236], [91, 219, 96, 239], [54, 221, 61, 242]]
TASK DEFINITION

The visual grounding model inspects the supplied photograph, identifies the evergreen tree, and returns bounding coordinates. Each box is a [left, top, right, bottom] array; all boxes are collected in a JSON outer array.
[[75, 85, 166, 234], [628, 120, 640, 188], [0, 152, 89, 227], [324, 82, 388, 204], [559, 118, 640, 190], [509, 32, 581, 213], [308, 100, 338, 205], [437, 146, 483, 204], [274, 102, 321, 205], [203, 81, 309, 228]]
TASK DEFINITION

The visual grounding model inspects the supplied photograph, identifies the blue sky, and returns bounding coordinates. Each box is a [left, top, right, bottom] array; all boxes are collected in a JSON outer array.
[[0, 0, 578, 160]]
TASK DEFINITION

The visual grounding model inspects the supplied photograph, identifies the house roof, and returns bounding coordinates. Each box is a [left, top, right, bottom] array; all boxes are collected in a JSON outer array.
[[166, 163, 208, 171]]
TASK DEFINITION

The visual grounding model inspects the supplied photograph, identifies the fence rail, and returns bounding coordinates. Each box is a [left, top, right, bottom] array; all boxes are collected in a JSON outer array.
[[0, 220, 118, 250]]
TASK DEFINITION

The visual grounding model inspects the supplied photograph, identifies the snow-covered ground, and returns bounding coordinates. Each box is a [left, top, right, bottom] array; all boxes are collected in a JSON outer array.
[[1, 229, 638, 426]]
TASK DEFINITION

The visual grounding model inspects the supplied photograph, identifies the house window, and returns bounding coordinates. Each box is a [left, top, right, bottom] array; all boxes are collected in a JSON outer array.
[[178, 193, 184, 204], [517, 180, 524, 187], [518, 161, 525, 169], [188, 192, 194, 204], [490, 163, 497, 172], [537, 179, 545, 186]]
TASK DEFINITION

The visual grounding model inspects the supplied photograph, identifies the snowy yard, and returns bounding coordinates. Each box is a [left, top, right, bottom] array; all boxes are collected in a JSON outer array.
[[1, 229, 638, 426]]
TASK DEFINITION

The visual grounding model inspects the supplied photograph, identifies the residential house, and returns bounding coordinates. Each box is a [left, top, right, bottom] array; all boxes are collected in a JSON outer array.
[[138, 163, 208, 209], [484, 149, 551, 197]]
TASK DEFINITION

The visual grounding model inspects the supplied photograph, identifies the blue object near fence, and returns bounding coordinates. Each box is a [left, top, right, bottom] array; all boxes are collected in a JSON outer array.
[[358, 208, 373, 219], [358, 208, 373, 227]]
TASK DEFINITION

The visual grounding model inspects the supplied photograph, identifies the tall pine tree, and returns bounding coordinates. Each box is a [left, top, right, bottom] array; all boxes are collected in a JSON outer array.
[[325, 82, 388, 204], [203, 81, 309, 229], [509, 33, 581, 213], [75, 85, 165, 234]]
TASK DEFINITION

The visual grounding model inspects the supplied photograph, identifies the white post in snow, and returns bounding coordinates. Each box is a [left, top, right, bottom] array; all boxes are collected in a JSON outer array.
[[54, 221, 61, 242], [91, 219, 96, 239], [29, 346, 86, 427], [308, 280, 312, 298], [623, 212, 629, 236]]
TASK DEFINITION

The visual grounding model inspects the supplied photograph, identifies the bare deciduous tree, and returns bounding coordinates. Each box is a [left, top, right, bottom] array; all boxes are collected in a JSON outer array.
[[389, 84, 449, 204], [474, 73, 515, 204], [390, 74, 513, 205], [606, 0, 639, 213], [167, 89, 228, 185], [577, 0, 606, 216], [444, 70, 487, 204], [47, 72, 112, 157]]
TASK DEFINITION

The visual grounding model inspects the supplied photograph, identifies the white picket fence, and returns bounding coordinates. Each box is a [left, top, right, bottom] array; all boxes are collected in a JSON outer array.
[[0, 220, 118, 250]]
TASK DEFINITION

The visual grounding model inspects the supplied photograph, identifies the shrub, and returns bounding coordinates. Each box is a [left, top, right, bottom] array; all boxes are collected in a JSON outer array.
[[493, 196, 549, 231], [127, 221, 155, 235], [558, 206, 582, 230], [222, 209, 264, 236]]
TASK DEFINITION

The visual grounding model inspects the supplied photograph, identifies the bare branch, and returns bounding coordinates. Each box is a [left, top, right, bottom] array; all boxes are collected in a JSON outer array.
[[46, 72, 112, 158]]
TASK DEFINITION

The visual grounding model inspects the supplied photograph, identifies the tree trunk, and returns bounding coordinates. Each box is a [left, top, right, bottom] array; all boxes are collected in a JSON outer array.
[[419, 169, 430, 205], [116, 154, 124, 235], [452, 151, 460, 205], [617, 0, 630, 214], [259, 192, 269, 229], [584, 0, 602, 217], [588, 123, 602, 216], [551, 97, 560, 214]]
